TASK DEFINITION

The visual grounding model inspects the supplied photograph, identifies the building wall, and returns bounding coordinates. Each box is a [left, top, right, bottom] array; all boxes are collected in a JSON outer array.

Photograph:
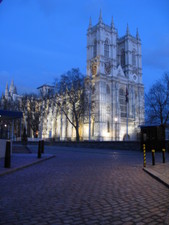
[[40, 15, 145, 141], [84, 15, 144, 141]]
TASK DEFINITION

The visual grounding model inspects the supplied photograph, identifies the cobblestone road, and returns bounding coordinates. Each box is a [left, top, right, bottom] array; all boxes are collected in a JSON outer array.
[[0, 148, 169, 225]]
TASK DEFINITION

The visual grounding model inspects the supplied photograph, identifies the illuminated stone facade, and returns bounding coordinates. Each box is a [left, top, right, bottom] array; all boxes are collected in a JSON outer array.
[[40, 13, 145, 141], [83, 12, 144, 141]]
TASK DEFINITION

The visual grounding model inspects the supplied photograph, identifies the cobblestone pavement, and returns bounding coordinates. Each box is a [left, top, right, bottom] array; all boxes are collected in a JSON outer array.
[[0, 153, 54, 176], [0, 147, 169, 225]]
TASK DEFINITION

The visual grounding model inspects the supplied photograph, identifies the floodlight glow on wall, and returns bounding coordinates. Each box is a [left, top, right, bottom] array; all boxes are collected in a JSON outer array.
[[114, 117, 118, 122]]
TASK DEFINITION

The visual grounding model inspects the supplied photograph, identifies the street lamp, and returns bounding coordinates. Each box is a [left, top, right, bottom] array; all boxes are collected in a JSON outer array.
[[114, 117, 118, 141]]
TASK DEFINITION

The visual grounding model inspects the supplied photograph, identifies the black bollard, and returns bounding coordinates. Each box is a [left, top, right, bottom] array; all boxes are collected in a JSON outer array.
[[152, 149, 155, 166], [162, 149, 165, 163], [41, 140, 44, 154], [38, 141, 41, 158], [4, 141, 11, 168]]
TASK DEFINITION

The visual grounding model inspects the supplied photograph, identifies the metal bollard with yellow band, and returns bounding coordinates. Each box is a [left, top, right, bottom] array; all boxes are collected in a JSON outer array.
[[143, 144, 146, 167], [162, 148, 165, 163], [152, 149, 155, 166]]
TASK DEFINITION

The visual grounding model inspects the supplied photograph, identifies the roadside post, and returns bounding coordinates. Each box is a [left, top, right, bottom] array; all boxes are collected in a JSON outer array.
[[152, 149, 155, 166], [4, 140, 11, 168], [143, 144, 146, 167], [162, 148, 165, 163]]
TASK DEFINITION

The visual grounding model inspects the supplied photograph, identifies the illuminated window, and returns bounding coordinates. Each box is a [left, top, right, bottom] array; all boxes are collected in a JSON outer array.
[[132, 50, 136, 66], [107, 121, 110, 133], [119, 88, 127, 118], [104, 39, 109, 58]]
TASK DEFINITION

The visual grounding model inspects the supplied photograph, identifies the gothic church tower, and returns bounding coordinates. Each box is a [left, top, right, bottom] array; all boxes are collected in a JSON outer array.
[[84, 11, 144, 141]]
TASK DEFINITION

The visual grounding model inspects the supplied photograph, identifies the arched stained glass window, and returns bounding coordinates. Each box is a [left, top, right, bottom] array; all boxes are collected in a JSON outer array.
[[119, 88, 127, 118], [132, 50, 136, 67], [104, 39, 109, 58], [107, 121, 110, 133], [93, 40, 97, 58], [121, 49, 125, 66]]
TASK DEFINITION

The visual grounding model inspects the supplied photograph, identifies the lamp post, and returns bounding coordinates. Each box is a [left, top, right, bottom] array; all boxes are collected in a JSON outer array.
[[114, 117, 118, 141], [87, 76, 92, 141]]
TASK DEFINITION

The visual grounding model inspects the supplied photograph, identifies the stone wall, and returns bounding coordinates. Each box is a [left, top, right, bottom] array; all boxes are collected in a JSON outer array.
[[49, 141, 141, 151], [18, 140, 141, 151]]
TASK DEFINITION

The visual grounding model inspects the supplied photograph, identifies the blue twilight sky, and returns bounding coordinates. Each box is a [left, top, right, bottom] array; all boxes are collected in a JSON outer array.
[[0, 0, 169, 95]]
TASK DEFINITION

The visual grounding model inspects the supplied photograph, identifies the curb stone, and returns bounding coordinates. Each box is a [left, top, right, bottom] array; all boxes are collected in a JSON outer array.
[[143, 167, 169, 189], [143, 167, 169, 224], [0, 155, 55, 177]]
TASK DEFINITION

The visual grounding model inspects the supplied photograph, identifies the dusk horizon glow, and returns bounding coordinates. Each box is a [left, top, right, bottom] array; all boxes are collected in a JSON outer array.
[[0, 0, 169, 95]]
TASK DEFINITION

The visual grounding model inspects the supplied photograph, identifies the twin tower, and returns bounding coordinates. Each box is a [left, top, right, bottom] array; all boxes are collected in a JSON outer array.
[[39, 11, 145, 141], [84, 11, 144, 141], [87, 11, 142, 79]]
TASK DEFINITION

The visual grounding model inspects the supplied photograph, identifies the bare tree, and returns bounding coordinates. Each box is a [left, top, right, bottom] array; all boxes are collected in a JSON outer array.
[[54, 68, 86, 141], [21, 94, 41, 138], [145, 73, 169, 126]]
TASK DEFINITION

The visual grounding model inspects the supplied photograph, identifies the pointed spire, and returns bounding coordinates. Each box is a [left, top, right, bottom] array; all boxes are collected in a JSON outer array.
[[111, 16, 115, 29], [9, 80, 14, 95], [126, 23, 130, 35], [99, 9, 103, 23], [136, 28, 140, 39], [5, 82, 9, 99], [5, 82, 8, 90], [88, 16, 92, 29]]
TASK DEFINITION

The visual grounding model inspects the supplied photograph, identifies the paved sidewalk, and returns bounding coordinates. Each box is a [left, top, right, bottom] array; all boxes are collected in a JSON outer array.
[[143, 162, 169, 188], [143, 162, 169, 225], [0, 153, 55, 176]]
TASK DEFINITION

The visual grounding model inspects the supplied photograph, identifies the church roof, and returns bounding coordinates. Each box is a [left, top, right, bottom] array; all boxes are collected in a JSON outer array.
[[37, 84, 54, 89]]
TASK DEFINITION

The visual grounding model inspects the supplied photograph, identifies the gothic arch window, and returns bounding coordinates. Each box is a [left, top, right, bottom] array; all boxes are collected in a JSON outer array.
[[104, 39, 109, 58], [106, 106, 110, 114], [107, 121, 110, 133], [121, 49, 125, 67], [93, 39, 97, 58], [132, 50, 136, 67], [119, 88, 127, 118], [106, 84, 110, 94]]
